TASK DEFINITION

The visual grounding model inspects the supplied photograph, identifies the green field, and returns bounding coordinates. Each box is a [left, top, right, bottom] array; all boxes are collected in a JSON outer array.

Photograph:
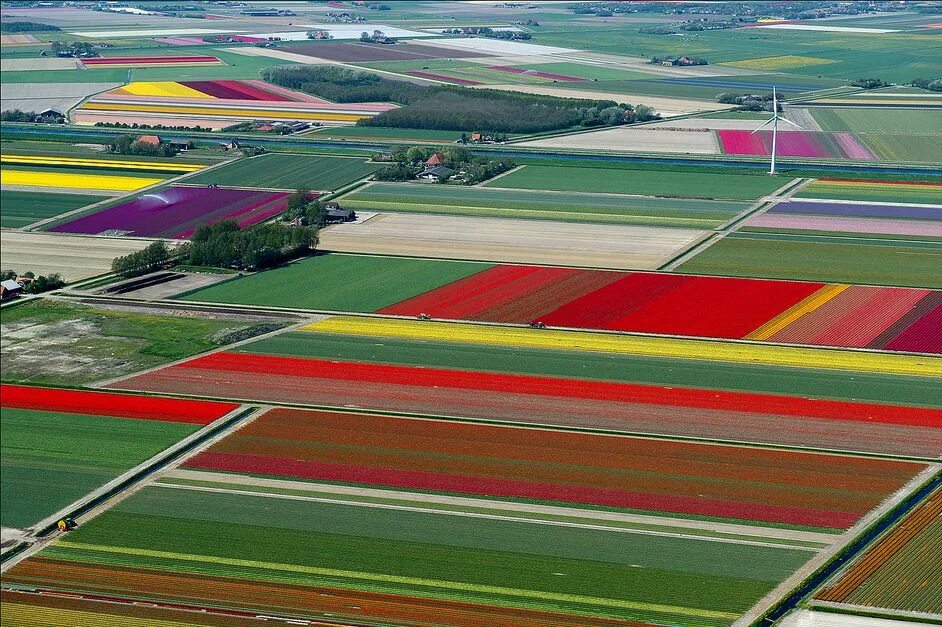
[[798, 181, 942, 205], [242, 331, 941, 408], [486, 164, 786, 200], [35, 486, 809, 625], [679, 233, 942, 288], [309, 126, 470, 143], [531, 20, 940, 83], [0, 300, 282, 386], [0, 190, 107, 228], [807, 108, 942, 135], [0, 48, 292, 84], [0, 408, 197, 529], [859, 134, 942, 164], [341, 182, 746, 228], [517, 61, 656, 81], [179, 253, 490, 311], [182, 153, 380, 190]]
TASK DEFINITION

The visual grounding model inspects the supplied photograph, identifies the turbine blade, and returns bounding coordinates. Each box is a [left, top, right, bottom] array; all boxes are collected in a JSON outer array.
[[778, 116, 801, 129], [751, 118, 775, 134]]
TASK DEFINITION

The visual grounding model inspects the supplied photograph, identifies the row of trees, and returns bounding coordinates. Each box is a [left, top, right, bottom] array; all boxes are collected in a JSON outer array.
[[281, 190, 329, 226], [95, 121, 212, 132], [111, 241, 172, 278], [716, 93, 780, 111], [911, 77, 942, 92], [109, 135, 186, 157], [1, 109, 65, 123], [187, 221, 319, 270], [260, 65, 658, 133], [111, 221, 321, 278], [1, 21, 60, 32]]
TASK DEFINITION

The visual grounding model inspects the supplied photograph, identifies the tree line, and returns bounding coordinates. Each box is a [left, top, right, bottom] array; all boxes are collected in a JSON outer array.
[[260, 65, 658, 133]]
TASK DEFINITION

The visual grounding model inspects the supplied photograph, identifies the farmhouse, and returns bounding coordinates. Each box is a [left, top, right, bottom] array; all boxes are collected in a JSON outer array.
[[0, 279, 23, 301], [417, 166, 454, 182], [136, 135, 162, 147], [424, 152, 445, 167]]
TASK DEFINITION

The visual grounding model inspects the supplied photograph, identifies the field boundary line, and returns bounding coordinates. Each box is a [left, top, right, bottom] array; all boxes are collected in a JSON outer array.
[[155, 482, 819, 551], [808, 600, 942, 623], [0, 405, 264, 571], [473, 163, 526, 186], [737, 465, 942, 627], [164, 469, 839, 545]]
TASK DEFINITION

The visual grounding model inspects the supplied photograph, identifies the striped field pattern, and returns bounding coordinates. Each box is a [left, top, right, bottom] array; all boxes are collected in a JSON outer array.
[[377, 266, 942, 354], [75, 81, 398, 129]]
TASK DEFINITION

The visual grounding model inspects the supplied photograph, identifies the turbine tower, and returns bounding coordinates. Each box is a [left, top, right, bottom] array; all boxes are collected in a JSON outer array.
[[751, 87, 800, 175]]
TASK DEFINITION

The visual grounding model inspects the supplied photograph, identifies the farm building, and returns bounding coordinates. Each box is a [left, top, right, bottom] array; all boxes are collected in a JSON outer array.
[[417, 166, 454, 182], [0, 279, 23, 300], [425, 152, 445, 167], [136, 135, 161, 147]]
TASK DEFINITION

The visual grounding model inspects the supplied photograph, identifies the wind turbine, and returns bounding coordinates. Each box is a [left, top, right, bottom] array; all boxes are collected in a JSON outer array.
[[751, 87, 800, 175]]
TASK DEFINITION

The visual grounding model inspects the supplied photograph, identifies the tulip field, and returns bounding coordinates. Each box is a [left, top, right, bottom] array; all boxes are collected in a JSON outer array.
[[48, 186, 290, 238], [717, 130, 877, 160], [2, 402, 930, 626], [0, 384, 237, 529], [2, 4, 940, 626], [182, 253, 942, 354], [813, 486, 942, 617], [74, 80, 399, 129]]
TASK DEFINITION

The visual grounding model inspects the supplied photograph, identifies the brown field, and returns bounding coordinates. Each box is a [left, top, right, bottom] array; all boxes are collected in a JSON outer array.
[[517, 126, 720, 154], [318, 213, 705, 270], [285, 41, 487, 62]]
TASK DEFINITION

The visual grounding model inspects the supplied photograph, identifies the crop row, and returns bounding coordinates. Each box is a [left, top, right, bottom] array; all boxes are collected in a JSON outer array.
[[186, 407, 923, 528]]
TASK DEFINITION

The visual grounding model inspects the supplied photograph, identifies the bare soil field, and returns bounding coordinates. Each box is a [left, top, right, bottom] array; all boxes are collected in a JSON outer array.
[[1, 82, 120, 116], [0, 34, 40, 45], [318, 213, 704, 270], [0, 232, 157, 282], [0, 57, 78, 71], [517, 126, 720, 154], [286, 41, 487, 62]]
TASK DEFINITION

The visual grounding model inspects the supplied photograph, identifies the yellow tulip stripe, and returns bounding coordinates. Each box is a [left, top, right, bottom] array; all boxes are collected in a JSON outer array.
[[80, 101, 369, 122], [119, 81, 216, 99], [0, 604, 179, 627], [745, 284, 849, 341], [1, 154, 203, 173], [1, 169, 162, 192], [56, 542, 740, 621], [302, 316, 942, 378]]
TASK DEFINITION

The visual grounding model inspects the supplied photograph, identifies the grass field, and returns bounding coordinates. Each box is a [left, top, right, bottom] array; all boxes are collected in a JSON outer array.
[[531, 21, 939, 83], [341, 182, 746, 227], [1, 407, 197, 528], [798, 179, 942, 205], [179, 253, 490, 311], [181, 153, 380, 190], [8, 485, 811, 625], [486, 164, 787, 200], [0, 190, 107, 228], [310, 126, 469, 142], [807, 108, 942, 135], [0, 300, 282, 386], [241, 331, 941, 407], [679, 233, 942, 288], [859, 134, 942, 163]]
